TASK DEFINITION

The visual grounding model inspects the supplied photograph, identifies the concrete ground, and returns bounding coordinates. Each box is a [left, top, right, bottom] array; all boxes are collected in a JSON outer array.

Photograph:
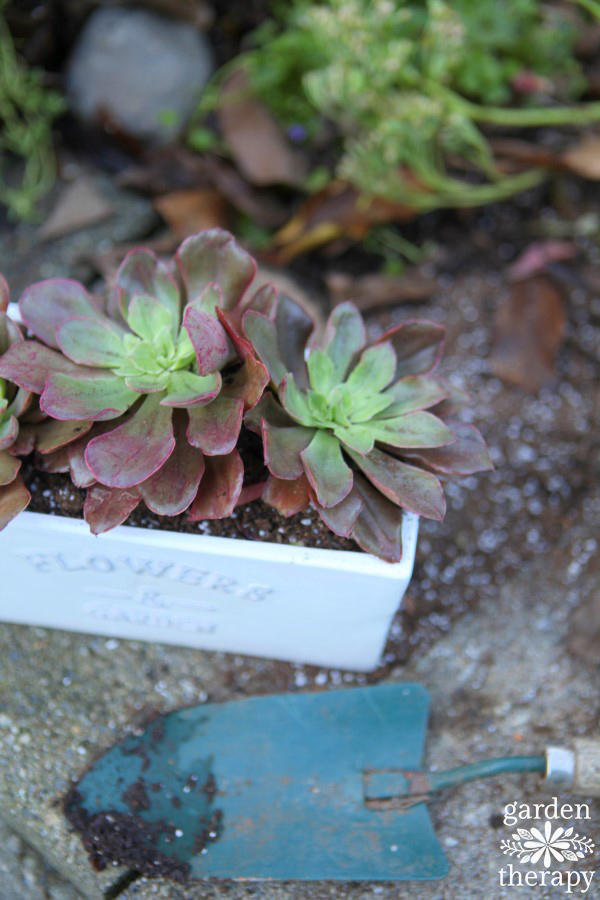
[[1, 482, 598, 899]]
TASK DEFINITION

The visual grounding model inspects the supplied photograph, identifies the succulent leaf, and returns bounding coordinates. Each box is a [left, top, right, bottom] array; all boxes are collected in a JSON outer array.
[[350, 474, 406, 563], [0, 475, 30, 532], [314, 484, 363, 538], [84, 484, 141, 535], [300, 429, 353, 508], [161, 371, 221, 408], [262, 418, 315, 480], [402, 420, 494, 474], [20, 278, 106, 349], [41, 373, 138, 421], [183, 306, 231, 375], [243, 311, 288, 386], [347, 447, 446, 520], [0, 450, 20, 485], [262, 473, 310, 517], [0, 341, 88, 394], [85, 394, 176, 488], [367, 410, 454, 448], [115, 249, 180, 327], [177, 229, 255, 310], [56, 317, 126, 368], [187, 450, 244, 520], [139, 413, 205, 516], [381, 320, 446, 378], [0, 415, 18, 450], [322, 302, 366, 382], [187, 396, 244, 455], [345, 342, 397, 394]]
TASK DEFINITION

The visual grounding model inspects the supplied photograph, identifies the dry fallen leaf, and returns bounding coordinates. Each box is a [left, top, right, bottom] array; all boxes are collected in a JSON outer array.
[[271, 181, 416, 262], [218, 68, 307, 187], [561, 135, 600, 180], [490, 275, 566, 392], [326, 271, 435, 311], [506, 240, 577, 282], [154, 188, 228, 239], [40, 174, 113, 241]]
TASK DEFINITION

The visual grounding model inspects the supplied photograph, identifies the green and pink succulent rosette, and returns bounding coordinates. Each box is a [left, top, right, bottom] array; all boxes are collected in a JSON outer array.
[[0, 228, 492, 561], [0, 275, 34, 530], [0, 230, 269, 534], [244, 298, 493, 561]]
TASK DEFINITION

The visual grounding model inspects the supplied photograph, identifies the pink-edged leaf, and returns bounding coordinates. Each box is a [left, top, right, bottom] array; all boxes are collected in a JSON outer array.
[[176, 229, 256, 310], [35, 418, 92, 454], [323, 302, 366, 382], [115, 248, 180, 325], [381, 375, 448, 416], [0, 309, 21, 355], [139, 411, 205, 516], [0, 475, 30, 531], [187, 449, 244, 520], [263, 419, 315, 480], [85, 394, 175, 488], [0, 341, 88, 394], [65, 418, 120, 488], [263, 473, 310, 516], [36, 446, 70, 473], [300, 430, 353, 508], [274, 295, 313, 388], [19, 278, 105, 348], [183, 306, 231, 375], [0, 415, 18, 450], [402, 420, 493, 475], [9, 424, 36, 456], [222, 354, 270, 410], [0, 273, 8, 312], [349, 474, 405, 563], [244, 391, 295, 434], [7, 385, 33, 420], [313, 484, 363, 537], [242, 311, 287, 386], [217, 308, 270, 409], [41, 373, 138, 421], [369, 411, 454, 449], [379, 320, 446, 377], [84, 484, 141, 535], [348, 447, 445, 520], [66, 437, 96, 488], [187, 396, 244, 455], [160, 371, 221, 408], [56, 318, 125, 367], [0, 449, 20, 485], [124, 373, 170, 394], [236, 480, 266, 505]]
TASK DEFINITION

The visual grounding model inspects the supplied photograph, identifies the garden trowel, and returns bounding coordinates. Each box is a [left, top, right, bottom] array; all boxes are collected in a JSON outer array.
[[64, 683, 449, 882], [64, 683, 600, 883]]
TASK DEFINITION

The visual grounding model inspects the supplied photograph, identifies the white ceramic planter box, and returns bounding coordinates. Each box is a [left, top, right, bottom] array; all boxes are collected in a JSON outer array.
[[0, 510, 418, 671]]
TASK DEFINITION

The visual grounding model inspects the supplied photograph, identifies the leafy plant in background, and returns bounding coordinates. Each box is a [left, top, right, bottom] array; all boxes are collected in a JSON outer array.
[[0, 231, 269, 533], [0, 229, 492, 561], [198, 0, 600, 212], [0, 0, 65, 221], [244, 295, 492, 561]]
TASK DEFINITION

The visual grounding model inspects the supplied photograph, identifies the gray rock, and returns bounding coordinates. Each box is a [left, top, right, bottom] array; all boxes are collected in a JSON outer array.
[[66, 7, 214, 143]]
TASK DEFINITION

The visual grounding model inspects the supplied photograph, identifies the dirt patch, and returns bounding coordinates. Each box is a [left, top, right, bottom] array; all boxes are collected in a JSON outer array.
[[63, 788, 192, 880]]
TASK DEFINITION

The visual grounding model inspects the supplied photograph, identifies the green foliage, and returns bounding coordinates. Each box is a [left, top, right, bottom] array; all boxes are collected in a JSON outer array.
[[223, 0, 599, 210], [0, 3, 64, 221]]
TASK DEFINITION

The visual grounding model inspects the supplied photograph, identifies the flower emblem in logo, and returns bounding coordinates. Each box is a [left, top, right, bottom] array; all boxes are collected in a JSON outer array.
[[501, 821, 595, 866]]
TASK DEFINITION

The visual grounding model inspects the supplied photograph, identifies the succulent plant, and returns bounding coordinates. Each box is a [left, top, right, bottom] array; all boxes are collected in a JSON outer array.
[[0, 275, 33, 530], [244, 298, 492, 561], [0, 230, 269, 533]]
